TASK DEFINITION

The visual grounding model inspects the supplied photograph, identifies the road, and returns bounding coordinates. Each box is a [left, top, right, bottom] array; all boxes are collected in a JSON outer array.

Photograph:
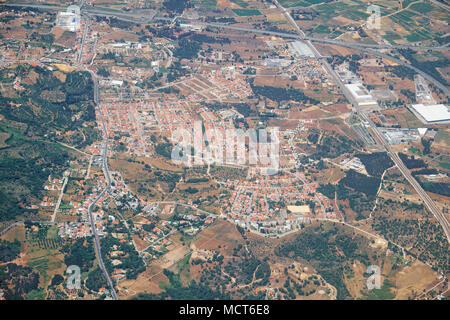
[[86, 70, 118, 300], [363, 113, 450, 243], [2, 0, 448, 274], [77, 16, 89, 65], [0, 221, 24, 237], [1, 3, 449, 51], [5, 2, 448, 95], [427, 0, 450, 11], [273, 0, 450, 244], [51, 175, 68, 223]]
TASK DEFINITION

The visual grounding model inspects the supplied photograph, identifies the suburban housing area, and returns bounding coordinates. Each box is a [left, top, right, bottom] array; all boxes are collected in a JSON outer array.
[[0, 0, 449, 302]]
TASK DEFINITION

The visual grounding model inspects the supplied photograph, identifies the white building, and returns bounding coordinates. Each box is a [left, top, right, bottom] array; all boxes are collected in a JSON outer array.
[[55, 11, 80, 32], [290, 41, 315, 58], [409, 104, 450, 124], [345, 83, 379, 110]]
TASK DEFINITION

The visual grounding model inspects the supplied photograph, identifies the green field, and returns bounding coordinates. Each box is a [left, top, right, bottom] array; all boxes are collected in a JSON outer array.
[[278, 0, 313, 7], [230, 0, 249, 8], [232, 8, 262, 16], [315, 1, 369, 22], [439, 162, 450, 170], [389, 9, 434, 42], [194, 0, 217, 9], [402, 0, 416, 8], [409, 2, 435, 13]]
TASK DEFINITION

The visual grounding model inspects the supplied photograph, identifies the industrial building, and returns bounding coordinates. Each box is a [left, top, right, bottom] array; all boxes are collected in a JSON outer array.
[[409, 104, 450, 124], [345, 82, 379, 111], [55, 11, 80, 32], [290, 41, 315, 58]]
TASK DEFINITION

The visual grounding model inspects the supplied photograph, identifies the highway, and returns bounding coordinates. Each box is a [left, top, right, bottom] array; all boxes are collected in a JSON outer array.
[[274, 0, 450, 244], [4, 2, 448, 96], [1, 0, 448, 270], [1, 2, 449, 52], [363, 113, 450, 243]]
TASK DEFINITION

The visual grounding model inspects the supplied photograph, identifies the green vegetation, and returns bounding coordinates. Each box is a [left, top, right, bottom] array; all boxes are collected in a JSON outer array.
[[232, 9, 262, 16], [409, 2, 434, 13], [61, 238, 96, 273], [356, 152, 394, 177], [421, 182, 450, 197], [372, 202, 449, 273], [249, 82, 319, 104], [0, 263, 40, 300], [340, 170, 380, 198], [26, 288, 46, 300], [399, 49, 448, 86], [85, 267, 107, 292], [308, 130, 360, 159], [101, 235, 145, 280], [398, 152, 426, 169], [174, 39, 201, 60], [134, 269, 229, 299], [276, 224, 379, 299], [230, 0, 249, 8], [50, 274, 64, 287], [155, 142, 174, 159], [0, 239, 21, 262], [439, 162, 450, 170], [363, 279, 396, 300], [163, 0, 191, 15], [0, 65, 98, 221]]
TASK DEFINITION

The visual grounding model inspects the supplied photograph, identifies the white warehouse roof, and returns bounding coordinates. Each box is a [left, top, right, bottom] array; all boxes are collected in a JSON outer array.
[[410, 104, 450, 123], [345, 83, 373, 101], [290, 41, 315, 58]]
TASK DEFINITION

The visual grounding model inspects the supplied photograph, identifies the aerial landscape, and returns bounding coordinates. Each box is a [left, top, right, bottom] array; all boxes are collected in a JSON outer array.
[[0, 0, 449, 304]]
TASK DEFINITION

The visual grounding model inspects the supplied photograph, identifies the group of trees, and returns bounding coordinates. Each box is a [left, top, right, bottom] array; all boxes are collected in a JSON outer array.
[[310, 133, 359, 160], [372, 210, 449, 273], [0, 239, 21, 262], [61, 238, 96, 273], [249, 82, 319, 105], [134, 270, 228, 300], [398, 152, 426, 169], [174, 39, 201, 60], [101, 235, 145, 280], [398, 49, 448, 86], [340, 169, 380, 198], [0, 65, 98, 221], [356, 152, 394, 177], [163, 0, 192, 16], [276, 225, 377, 300], [85, 267, 107, 292], [155, 142, 174, 158], [0, 263, 40, 299]]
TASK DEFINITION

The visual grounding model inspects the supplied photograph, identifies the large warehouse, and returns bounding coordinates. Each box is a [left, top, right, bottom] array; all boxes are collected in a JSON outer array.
[[409, 104, 450, 124], [345, 82, 379, 111]]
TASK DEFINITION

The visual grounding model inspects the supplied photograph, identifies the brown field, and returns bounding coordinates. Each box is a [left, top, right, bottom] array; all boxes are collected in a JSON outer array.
[[344, 260, 369, 299], [434, 129, 450, 148], [192, 219, 243, 255], [118, 267, 168, 299], [1, 224, 26, 243], [288, 106, 329, 119], [312, 166, 346, 185], [392, 260, 439, 299], [384, 107, 423, 128], [0, 132, 11, 148], [138, 156, 183, 172], [132, 234, 149, 252]]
